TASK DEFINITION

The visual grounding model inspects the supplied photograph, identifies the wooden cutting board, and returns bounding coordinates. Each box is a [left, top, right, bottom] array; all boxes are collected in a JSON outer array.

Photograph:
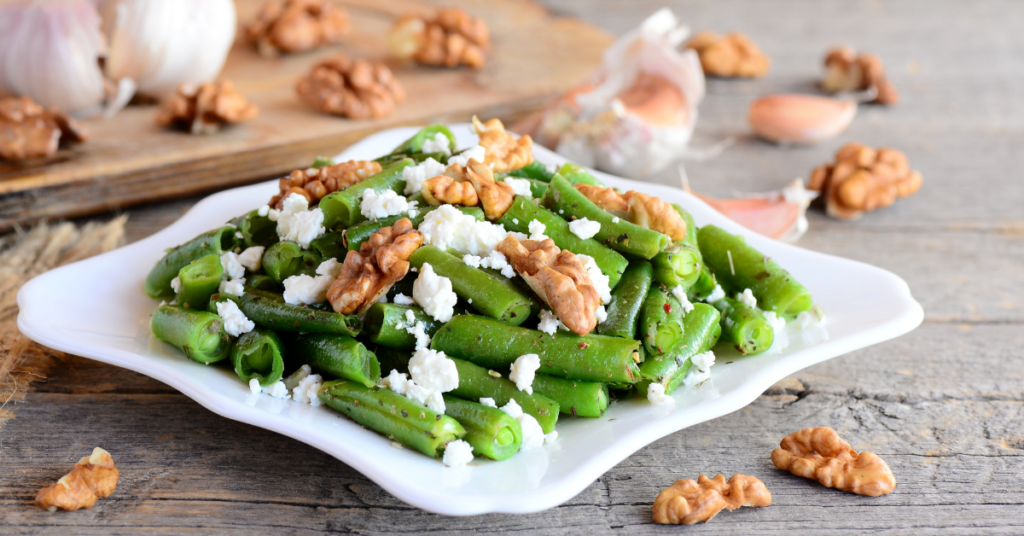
[[0, 0, 611, 231]]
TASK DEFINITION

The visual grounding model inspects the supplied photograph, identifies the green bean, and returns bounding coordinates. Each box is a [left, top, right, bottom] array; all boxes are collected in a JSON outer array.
[[381, 124, 457, 160], [320, 159, 414, 228], [448, 356, 559, 433], [713, 297, 773, 355], [556, 163, 604, 186], [689, 262, 718, 301], [311, 156, 335, 168], [673, 204, 698, 248], [230, 210, 278, 248], [698, 225, 813, 320], [284, 333, 380, 387], [432, 314, 641, 384], [231, 328, 285, 386], [508, 161, 556, 182], [244, 274, 282, 293], [262, 241, 322, 283], [639, 287, 684, 355], [213, 289, 362, 337], [599, 261, 653, 338], [319, 380, 465, 458], [373, 345, 414, 377], [410, 246, 537, 326], [151, 304, 231, 364], [638, 303, 720, 394], [175, 253, 224, 310], [496, 196, 628, 288], [651, 243, 702, 289], [441, 395, 522, 461], [343, 206, 483, 252], [145, 226, 238, 298], [542, 175, 670, 259], [309, 232, 347, 261], [364, 303, 445, 350], [530, 374, 609, 418]]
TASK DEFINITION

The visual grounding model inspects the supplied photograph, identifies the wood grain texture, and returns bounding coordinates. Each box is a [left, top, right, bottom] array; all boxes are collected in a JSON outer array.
[[3, 0, 1023, 533]]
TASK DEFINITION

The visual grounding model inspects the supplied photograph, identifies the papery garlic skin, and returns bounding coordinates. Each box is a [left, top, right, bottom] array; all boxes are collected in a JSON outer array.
[[101, 0, 236, 99], [0, 0, 109, 115]]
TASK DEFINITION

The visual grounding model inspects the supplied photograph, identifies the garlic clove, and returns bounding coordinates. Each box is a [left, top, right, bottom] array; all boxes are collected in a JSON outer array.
[[691, 179, 818, 243], [748, 94, 856, 144]]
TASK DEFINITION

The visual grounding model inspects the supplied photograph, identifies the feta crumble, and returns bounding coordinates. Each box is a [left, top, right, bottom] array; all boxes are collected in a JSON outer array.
[[509, 354, 540, 395], [413, 263, 458, 322], [527, 220, 548, 241], [670, 285, 695, 314], [292, 373, 323, 406], [479, 397, 497, 408], [568, 217, 601, 240], [797, 308, 829, 346], [235, 231, 244, 240], [500, 398, 524, 419], [219, 278, 245, 296], [683, 350, 716, 387], [647, 383, 674, 406], [248, 378, 261, 394], [170, 276, 182, 294], [393, 293, 414, 305], [383, 369, 411, 396], [216, 300, 254, 337], [464, 251, 515, 278], [421, 132, 452, 156], [442, 439, 474, 467], [402, 157, 447, 195], [462, 254, 481, 268], [360, 189, 413, 220], [612, 216, 620, 223], [737, 288, 757, 308], [237, 246, 264, 272], [595, 305, 608, 324], [577, 254, 611, 304], [263, 380, 291, 399], [500, 399, 545, 450], [705, 284, 726, 304], [408, 348, 459, 392], [544, 430, 559, 444], [447, 145, 486, 167], [275, 193, 325, 248], [220, 251, 245, 280], [764, 312, 789, 354], [284, 364, 311, 390], [418, 204, 512, 256], [405, 319, 431, 350], [257, 205, 270, 217], [282, 258, 342, 305], [537, 310, 567, 335], [502, 177, 533, 197]]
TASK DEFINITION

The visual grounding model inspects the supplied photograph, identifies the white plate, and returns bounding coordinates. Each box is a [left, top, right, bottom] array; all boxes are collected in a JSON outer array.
[[17, 124, 923, 516]]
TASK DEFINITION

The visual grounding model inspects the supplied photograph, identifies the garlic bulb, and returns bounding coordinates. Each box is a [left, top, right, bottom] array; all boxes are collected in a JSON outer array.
[[101, 0, 237, 99], [0, 0, 108, 115]]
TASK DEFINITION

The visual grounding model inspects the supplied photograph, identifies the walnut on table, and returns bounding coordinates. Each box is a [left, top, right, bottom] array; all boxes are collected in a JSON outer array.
[[808, 142, 922, 220], [246, 0, 350, 56], [771, 426, 897, 497], [496, 235, 600, 335], [574, 184, 688, 241], [155, 81, 258, 135], [472, 116, 534, 172], [389, 7, 489, 69], [421, 159, 514, 220], [685, 31, 770, 78], [652, 474, 772, 525], [327, 218, 423, 315], [296, 54, 405, 119], [269, 160, 382, 208], [35, 447, 119, 512], [0, 96, 87, 161], [822, 46, 899, 105]]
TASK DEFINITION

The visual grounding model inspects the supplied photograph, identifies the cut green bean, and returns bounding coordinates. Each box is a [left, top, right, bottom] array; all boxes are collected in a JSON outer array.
[[638, 303, 720, 394], [442, 395, 522, 460], [145, 226, 238, 298], [651, 243, 702, 289], [639, 287, 684, 356], [599, 261, 653, 338], [698, 225, 813, 320], [151, 304, 231, 364], [244, 274, 282, 293], [231, 328, 285, 387], [343, 206, 483, 252], [713, 296, 773, 355], [364, 303, 445, 350], [319, 380, 465, 457], [689, 262, 718, 301], [496, 196, 628, 288], [311, 156, 334, 169], [542, 175, 670, 259], [381, 124, 457, 160], [673, 204, 698, 248], [175, 253, 224, 310], [262, 241, 322, 283], [309, 232, 348, 261], [284, 333, 380, 387], [320, 159, 414, 228], [530, 374, 609, 418], [213, 289, 361, 337], [508, 161, 556, 182], [432, 314, 641, 384], [556, 163, 604, 186], [230, 209, 278, 248], [448, 356, 559, 433]]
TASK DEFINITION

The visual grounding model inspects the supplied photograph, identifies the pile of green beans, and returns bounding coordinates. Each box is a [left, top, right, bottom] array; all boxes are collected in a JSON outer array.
[[146, 226, 238, 298]]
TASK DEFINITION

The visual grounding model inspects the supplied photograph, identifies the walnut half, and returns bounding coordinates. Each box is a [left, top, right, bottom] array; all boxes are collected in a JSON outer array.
[[389, 8, 489, 69], [296, 54, 405, 119], [421, 159, 514, 219], [823, 47, 899, 105], [472, 116, 534, 172], [686, 31, 770, 78], [156, 81, 258, 135], [574, 184, 688, 241], [246, 0, 350, 56], [35, 447, 119, 512], [0, 96, 87, 161], [771, 427, 897, 497], [808, 142, 922, 220], [327, 218, 423, 315], [269, 160, 382, 208], [652, 474, 772, 525]]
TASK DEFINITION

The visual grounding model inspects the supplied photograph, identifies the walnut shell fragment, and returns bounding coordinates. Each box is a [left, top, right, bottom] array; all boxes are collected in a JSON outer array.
[[574, 184, 688, 241], [327, 218, 423, 314], [156, 81, 259, 135], [652, 474, 772, 525], [771, 427, 897, 496], [823, 47, 899, 105], [389, 8, 489, 69], [296, 54, 405, 119], [808, 142, 922, 220], [246, 0, 350, 56], [35, 447, 119, 512], [0, 96, 87, 161], [269, 160, 382, 208], [496, 235, 600, 335], [472, 116, 534, 172], [686, 31, 770, 78]]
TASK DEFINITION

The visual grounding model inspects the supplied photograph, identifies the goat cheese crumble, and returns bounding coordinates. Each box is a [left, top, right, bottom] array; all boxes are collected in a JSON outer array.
[[797, 308, 829, 346], [462, 250, 515, 278], [670, 285, 695, 313], [248, 378, 261, 394], [170, 276, 182, 294], [220, 251, 245, 280], [282, 258, 343, 305], [479, 397, 497, 408], [509, 354, 541, 394], [237, 246, 264, 272], [683, 350, 716, 387], [421, 132, 452, 156], [418, 204, 512, 256], [737, 288, 757, 308], [263, 380, 290, 399], [360, 189, 415, 220], [393, 293, 414, 305], [612, 216, 620, 223], [568, 217, 601, 240], [257, 205, 270, 217], [537, 310, 568, 335], [413, 263, 458, 322], [274, 193, 325, 248], [527, 220, 548, 241], [502, 177, 533, 197], [442, 439, 474, 467], [577, 254, 611, 304], [647, 383, 674, 406], [500, 399, 545, 450], [402, 157, 447, 195], [409, 348, 459, 392], [705, 284, 726, 304], [447, 145, 486, 167], [216, 300, 254, 337], [219, 278, 245, 296], [764, 312, 789, 354], [595, 305, 608, 324]]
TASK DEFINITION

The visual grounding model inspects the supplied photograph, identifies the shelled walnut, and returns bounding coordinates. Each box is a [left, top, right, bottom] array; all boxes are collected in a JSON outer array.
[[389, 8, 489, 69], [685, 31, 770, 78], [421, 159, 514, 219], [246, 0, 350, 56], [808, 142, 922, 220], [822, 47, 899, 105], [772, 427, 897, 496], [652, 474, 772, 525], [0, 96, 87, 161], [327, 218, 423, 314], [269, 160, 382, 208], [35, 447, 119, 512], [472, 116, 533, 172], [155, 81, 258, 135], [575, 184, 688, 241], [296, 54, 405, 119]]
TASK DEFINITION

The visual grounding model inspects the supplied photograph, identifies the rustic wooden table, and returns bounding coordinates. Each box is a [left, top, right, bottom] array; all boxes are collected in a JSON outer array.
[[3, 1, 1023, 533]]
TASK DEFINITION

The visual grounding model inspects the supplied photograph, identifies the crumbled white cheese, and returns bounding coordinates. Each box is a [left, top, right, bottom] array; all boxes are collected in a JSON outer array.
[[683, 350, 716, 387], [421, 132, 452, 156], [691, 350, 715, 371], [405, 320, 431, 350], [647, 383, 674, 406], [406, 382, 446, 414], [705, 284, 726, 304], [235, 231, 244, 240], [360, 189, 412, 220], [284, 364, 311, 390], [402, 157, 447, 195], [393, 293, 414, 305], [219, 278, 245, 296], [509, 354, 541, 395], [263, 380, 291, 399], [512, 218, 519, 224], [404, 309, 416, 324], [577, 254, 611, 304], [408, 348, 459, 392], [216, 300, 254, 337], [418, 204, 512, 256], [383, 369, 410, 395], [275, 193, 325, 248], [502, 177, 533, 197], [499, 400, 545, 450], [413, 263, 458, 322], [670, 285, 695, 314], [442, 439, 474, 467], [612, 216, 620, 223], [282, 274, 331, 305], [447, 145, 486, 167], [479, 397, 497, 408], [464, 250, 514, 278], [237, 246, 264, 272], [170, 276, 182, 294], [764, 312, 789, 354], [316, 258, 343, 277], [462, 254, 482, 268], [595, 305, 608, 324], [500, 398, 524, 419], [797, 309, 829, 346], [292, 373, 323, 407], [248, 378, 261, 394], [568, 217, 601, 240], [537, 309, 568, 335], [257, 205, 270, 217], [737, 288, 757, 308], [220, 251, 245, 280], [544, 430, 559, 444], [528, 220, 548, 241]]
